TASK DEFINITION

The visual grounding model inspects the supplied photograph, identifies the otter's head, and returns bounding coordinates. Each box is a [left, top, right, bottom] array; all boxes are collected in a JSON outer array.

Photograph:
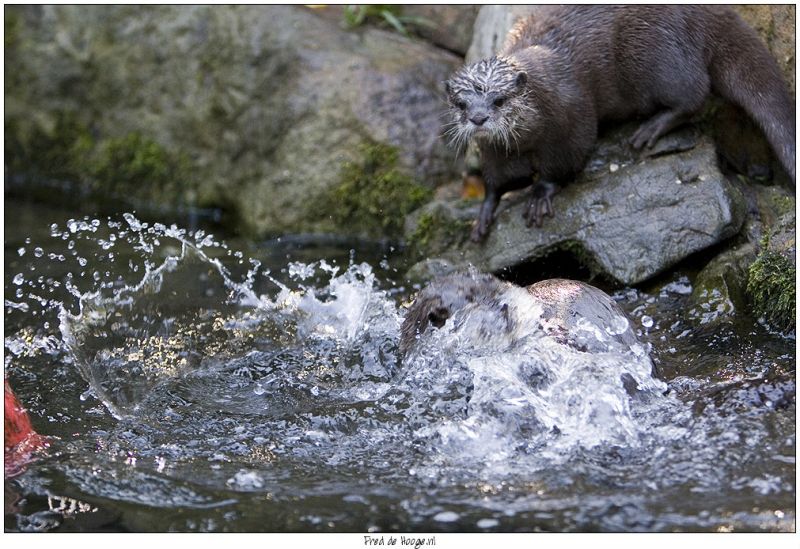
[[399, 272, 511, 358], [444, 56, 530, 152]]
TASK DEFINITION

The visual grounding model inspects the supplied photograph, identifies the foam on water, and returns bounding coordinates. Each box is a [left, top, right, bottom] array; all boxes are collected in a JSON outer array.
[[398, 283, 669, 475]]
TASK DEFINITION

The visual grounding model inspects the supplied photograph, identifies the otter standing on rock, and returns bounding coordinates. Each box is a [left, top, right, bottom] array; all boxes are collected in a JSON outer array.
[[444, 6, 796, 242]]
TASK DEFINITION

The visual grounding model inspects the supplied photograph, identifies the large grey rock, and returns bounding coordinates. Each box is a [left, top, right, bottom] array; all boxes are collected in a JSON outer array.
[[406, 128, 748, 286], [5, 5, 462, 236], [404, 5, 480, 56], [465, 6, 535, 62]]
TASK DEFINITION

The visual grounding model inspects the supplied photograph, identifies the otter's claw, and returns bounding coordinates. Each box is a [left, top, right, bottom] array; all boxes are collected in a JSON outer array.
[[471, 191, 499, 242], [470, 221, 489, 242], [524, 181, 560, 228]]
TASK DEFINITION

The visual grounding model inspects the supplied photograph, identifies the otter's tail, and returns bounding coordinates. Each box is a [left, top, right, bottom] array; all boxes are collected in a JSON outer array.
[[709, 14, 796, 182]]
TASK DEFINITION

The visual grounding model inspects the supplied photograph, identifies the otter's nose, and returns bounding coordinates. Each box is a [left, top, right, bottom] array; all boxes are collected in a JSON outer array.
[[470, 113, 489, 126]]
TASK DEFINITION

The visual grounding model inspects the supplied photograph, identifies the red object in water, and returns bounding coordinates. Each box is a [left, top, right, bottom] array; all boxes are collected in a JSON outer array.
[[5, 381, 48, 477]]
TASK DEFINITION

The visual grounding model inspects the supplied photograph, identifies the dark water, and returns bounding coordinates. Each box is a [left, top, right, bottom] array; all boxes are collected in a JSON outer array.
[[4, 198, 795, 533]]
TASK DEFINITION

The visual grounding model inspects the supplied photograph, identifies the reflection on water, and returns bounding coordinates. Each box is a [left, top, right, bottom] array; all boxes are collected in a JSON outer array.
[[4, 200, 795, 532]]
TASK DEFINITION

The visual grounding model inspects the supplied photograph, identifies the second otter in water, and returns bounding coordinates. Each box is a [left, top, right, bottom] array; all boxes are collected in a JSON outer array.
[[400, 272, 641, 360], [444, 6, 796, 242]]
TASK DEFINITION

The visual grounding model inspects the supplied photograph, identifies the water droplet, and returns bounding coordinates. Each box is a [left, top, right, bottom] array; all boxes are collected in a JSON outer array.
[[253, 384, 266, 395], [477, 518, 499, 529], [433, 511, 460, 523], [33, 247, 44, 258], [123, 213, 142, 231], [17, 247, 25, 256], [641, 315, 654, 328], [13, 273, 24, 285]]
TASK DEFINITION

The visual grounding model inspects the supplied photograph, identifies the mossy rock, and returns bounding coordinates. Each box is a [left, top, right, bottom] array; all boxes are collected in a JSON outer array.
[[89, 132, 193, 204], [746, 214, 796, 332], [406, 200, 473, 257], [5, 9, 21, 49], [5, 107, 196, 207], [690, 244, 756, 324], [319, 141, 432, 239], [4, 110, 95, 183], [5, 5, 461, 237]]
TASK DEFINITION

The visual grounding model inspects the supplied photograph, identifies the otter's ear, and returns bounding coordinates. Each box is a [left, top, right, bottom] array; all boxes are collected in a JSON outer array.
[[515, 72, 528, 89]]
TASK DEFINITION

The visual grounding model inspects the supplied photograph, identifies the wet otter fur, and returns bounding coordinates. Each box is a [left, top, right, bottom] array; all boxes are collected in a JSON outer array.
[[444, 6, 796, 242], [399, 272, 639, 359]]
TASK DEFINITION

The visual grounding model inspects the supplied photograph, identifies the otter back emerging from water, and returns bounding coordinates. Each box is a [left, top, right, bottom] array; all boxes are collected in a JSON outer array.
[[444, 6, 796, 241]]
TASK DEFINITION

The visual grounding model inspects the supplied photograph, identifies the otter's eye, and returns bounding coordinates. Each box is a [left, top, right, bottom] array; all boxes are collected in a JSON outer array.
[[493, 96, 506, 108], [427, 307, 449, 329], [454, 99, 467, 111]]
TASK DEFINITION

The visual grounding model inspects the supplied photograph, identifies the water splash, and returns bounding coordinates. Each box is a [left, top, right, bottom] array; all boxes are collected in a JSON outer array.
[[397, 288, 668, 475], [4, 211, 794, 532]]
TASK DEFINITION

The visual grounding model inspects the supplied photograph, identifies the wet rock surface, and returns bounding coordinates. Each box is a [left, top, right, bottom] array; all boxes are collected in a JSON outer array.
[[407, 128, 748, 286]]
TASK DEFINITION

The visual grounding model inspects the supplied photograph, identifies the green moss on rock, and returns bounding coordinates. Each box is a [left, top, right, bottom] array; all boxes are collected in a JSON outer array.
[[765, 193, 796, 219], [5, 10, 21, 49], [690, 244, 755, 324], [321, 141, 432, 238], [407, 207, 471, 257], [89, 132, 191, 202], [5, 111, 95, 183], [747, 235, 796, 331], [6, 107, 195, 206]]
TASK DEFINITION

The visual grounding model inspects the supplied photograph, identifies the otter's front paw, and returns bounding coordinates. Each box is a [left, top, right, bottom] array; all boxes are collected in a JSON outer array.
[[470, 219, 490, 242], [523, 181, 559, 228], [471, 202, 496, 242]]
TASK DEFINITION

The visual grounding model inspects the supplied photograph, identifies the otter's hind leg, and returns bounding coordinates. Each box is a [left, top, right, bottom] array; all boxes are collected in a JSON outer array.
[[628, 49, 710, 150], [630, 109, 694, 150]]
